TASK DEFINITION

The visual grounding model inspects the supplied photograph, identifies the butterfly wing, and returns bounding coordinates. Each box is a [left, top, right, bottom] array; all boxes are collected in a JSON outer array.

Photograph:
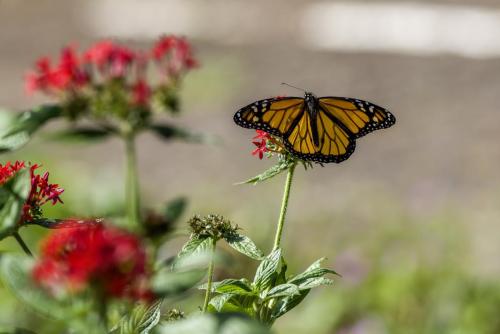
[[284, 108, 356, 163], [234, 95, 394, 163], [318, 97, 395, 139], [233, 97, 305, 137]]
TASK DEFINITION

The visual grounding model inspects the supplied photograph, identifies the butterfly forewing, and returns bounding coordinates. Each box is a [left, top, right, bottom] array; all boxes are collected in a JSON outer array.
[[233, 97, 305, 137], [318, 97, 395, 139]]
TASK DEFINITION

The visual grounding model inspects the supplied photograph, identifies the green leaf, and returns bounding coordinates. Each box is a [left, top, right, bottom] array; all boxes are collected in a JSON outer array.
[[164, 197, 187, 224], [237, 157, 295, 185], [253, 249, 282, 290], [0, 255, 69, 320], [45, 127, 113, 143], [0, 105, 62, 152], [200, 279, 254, 295], [264, 283, 300, 299], [0, 169, 31, 240], [174, 236, 213, 269], [224, 233, 264, 260], [152, 268, 205, 297], [208, 294, 235, 312], [295, 277, 334, 290], [25, 218, 96, 229], [150, 123, 209, 143], [271, 290, 310, 320], [288, 257, 338, 288], [110, 300, 162, 334], [159, 313, 271, 334]]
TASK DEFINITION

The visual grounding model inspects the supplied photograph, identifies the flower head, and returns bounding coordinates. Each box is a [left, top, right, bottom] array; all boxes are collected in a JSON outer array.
[[84, 40, 135, 78], [25, 47, 89, 95], [188, 214, 238, 241], [25, 36, 198, 124], [152, 35, 198, 81], [252, 130, 272, 159], [0, 161, 63, 223], [33, 223, 152, 300]]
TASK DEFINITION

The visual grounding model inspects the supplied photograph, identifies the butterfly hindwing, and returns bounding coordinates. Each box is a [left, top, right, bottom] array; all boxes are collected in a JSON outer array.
[[284, 109, 356, 163]]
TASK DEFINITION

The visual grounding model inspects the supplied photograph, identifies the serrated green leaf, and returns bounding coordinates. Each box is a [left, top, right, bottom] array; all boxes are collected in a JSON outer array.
[[271, 290, 310, 320], [45, 127, 113, 143], [264, 283, 300, 299], [111, 300, 162, 334], [200, 279, 254, 295], [288, 257, 338, 287], [208, 294, 234, 312], [224, 233, 264, 260], [253, 249, 282, 290], [0, 170, 31, 240], [164, 197, 187, 224], [236, 158, 295, 185], [174, 236, 213, 269], [296, 277, 334, 289], [217, 281, 254, 295]]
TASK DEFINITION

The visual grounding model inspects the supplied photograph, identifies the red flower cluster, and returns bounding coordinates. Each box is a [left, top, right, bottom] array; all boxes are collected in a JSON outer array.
[[33, 223, 152, 301], [152, 35, 198, 81], [25, 47, 89, 95], [25, 35, 197, 108], [0, 161, 63, 223], [252, 130, 272, 159]]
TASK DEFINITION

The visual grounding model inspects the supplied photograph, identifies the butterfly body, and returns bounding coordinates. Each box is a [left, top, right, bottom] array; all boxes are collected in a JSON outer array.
[[234, 92, 395, 163]]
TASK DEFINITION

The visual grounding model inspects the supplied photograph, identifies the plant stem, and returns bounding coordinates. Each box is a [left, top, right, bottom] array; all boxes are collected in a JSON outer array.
[[96, 291, 108, 331], [272, 162, 297, 251], [13, 231, 33, 257], [125, 134, 141, 227], [202, 238, 217, 313]]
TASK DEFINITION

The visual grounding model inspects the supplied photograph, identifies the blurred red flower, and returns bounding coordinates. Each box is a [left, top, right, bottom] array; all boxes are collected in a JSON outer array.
[[25, 47, 89, 95], [152, 35, 198, 80], [84, 40, 135, 78], [0, 161, 63, 223], [33, 223, 152, 301], [131, 79, 151, 106]]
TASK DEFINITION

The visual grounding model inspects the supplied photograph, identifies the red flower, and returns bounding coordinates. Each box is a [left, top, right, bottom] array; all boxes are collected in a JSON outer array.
[[152, 35, 197, 80], [131, 79, 151, 106], [33, 223, 152, 300], [252, 130, 272, 159], [0, 161, 63, 223], [84, 40, 135, 78], [25, 46, 89, 95]]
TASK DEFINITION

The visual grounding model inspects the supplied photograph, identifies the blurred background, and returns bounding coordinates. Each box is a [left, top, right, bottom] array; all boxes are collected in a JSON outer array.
[[1, 0, 500, 333]]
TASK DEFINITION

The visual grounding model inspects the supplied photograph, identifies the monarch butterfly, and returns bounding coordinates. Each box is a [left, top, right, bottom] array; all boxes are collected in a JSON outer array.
[[234, 92, 395, 163]]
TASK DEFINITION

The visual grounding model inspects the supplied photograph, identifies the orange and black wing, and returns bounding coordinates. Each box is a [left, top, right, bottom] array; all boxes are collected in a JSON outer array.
[[283, 108, 356, 163], [318, 97, 395, 139], [233, 97, 305, 137]]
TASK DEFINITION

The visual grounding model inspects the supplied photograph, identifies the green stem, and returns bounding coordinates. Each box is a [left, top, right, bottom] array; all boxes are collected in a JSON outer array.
[[13, 231, 33, 257], [202, 238, 217, 313], [125, 134, 141, 227], [272, 162, 297, 251], [96, 290, 108, 331]]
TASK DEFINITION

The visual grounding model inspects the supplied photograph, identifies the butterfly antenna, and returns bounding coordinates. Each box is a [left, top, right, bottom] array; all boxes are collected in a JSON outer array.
[[281, 82, 306, 92]]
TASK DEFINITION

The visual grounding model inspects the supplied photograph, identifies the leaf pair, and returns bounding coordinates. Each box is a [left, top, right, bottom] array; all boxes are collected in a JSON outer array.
[[202, 249, 338, 324], [176, 230, 264, 269]]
